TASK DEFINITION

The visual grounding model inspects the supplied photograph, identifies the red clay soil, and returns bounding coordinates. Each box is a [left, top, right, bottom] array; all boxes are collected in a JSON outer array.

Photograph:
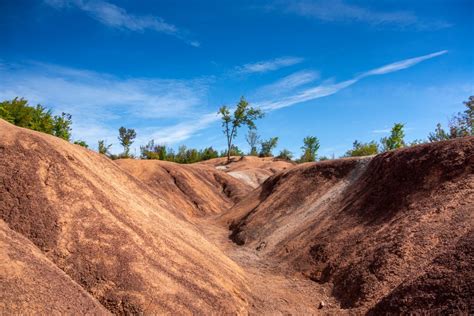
[[0, 220, 109, 315], [1, 116, 473, 314], [199, 155, 294, 188], [225, 137, 474, 313], [0, 119, 250, 314], [115, 159, 252, 220]]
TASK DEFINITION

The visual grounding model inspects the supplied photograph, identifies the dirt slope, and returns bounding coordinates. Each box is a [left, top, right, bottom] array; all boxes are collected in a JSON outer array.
[[225, 137, 474, 313], [0, 119, 250, 314], [116, 159, 251, 220], [199, 156, 294, 188], [1, 116, 472, 314], [0, 220, 109, 315]]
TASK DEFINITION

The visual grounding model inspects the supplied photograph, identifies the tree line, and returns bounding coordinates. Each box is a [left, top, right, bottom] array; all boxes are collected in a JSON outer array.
[[1, 96, 472, 163]]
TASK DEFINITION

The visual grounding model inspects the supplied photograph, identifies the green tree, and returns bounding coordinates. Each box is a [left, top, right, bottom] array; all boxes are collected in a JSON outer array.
[[218, 97, 264, 162], [118, 126, 136, 158], [1, 98, 34, 128], [30, 104, 54, 133], [73, 140, 88, 148], [245, 130, 260, 156], [98, 140, 112, 156], [0, 98, 73, 140], [140, 140, 167, 160], [221, 145, 244, 158], [448, 96, 473, 137], [300, 136, 320, 162], [259, 137, 279, 157], [428, 96, 474, 142], [277, 149, 293, 161], [0, 101, 14, 123], [175, 145, 188, 163], [166, 148, 176, 162], [53, 112, 72, 141], [381, 123, 405, 152], [428, 123, 450, 142], [344, 140, 379, 157], [200, 147, 219, 161]]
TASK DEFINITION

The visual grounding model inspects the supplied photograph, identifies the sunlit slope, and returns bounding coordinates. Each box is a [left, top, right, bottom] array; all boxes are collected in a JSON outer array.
[[0, 119, 250, 314], [116, 159, 252, 220]]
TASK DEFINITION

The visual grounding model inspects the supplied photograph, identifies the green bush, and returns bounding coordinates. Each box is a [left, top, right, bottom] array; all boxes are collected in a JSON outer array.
[[0, 98, 72, 140]]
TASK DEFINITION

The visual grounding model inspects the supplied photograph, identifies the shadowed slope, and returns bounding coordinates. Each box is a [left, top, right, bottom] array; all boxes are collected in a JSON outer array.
[[0, 119, 250, 314], [116, 159, 252, 220], [225, 137, 474, 313]]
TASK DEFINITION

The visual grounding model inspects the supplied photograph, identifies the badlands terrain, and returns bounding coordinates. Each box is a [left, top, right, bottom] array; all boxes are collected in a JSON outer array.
[[0, 118, 473, 314]]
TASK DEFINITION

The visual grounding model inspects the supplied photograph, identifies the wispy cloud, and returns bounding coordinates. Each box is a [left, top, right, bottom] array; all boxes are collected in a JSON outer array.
[[264, 0, 451, 30], [0, 62, 208, 119], [258, 50, 448, 110], [0, 51, 448, 150], [254, 70, 319, 97], [0, 61, 211, 149], [44, 0, 200, 46], [236, 57, 304, 74], [360, 50, 448, 77], [141, 112, 220, 145]]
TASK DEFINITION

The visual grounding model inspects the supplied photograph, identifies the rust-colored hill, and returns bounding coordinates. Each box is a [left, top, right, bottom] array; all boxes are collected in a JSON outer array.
[[115, 159, 252, 220], [1, 116, 473, 314], [0, 220, 109, 315], [0, 119, 250, 314], [199, 155, 294, 188], [225, 137, 474, 313]]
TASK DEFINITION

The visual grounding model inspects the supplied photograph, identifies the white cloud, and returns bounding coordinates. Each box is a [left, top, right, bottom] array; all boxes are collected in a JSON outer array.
[[236, 57, 304, 74], [44, 0, 199, 46], [0, 62, 208, 120], [140, 112, 220, 145], [258, 79, 357, 110], [360, 50, 448, 77], [0, 50, 449, 151], [258, 50, 448, 110], [0, 61, 211, 150], [254, 70, 319, 97], [267, 0, 451, 30]]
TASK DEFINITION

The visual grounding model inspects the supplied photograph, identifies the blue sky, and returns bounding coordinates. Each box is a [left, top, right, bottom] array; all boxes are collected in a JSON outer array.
[[1, 0, 473, 157]]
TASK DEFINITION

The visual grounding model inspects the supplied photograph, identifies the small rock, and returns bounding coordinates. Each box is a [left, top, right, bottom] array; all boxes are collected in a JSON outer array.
[[318, 301, 325, 309], [256, 241, 266, 251]]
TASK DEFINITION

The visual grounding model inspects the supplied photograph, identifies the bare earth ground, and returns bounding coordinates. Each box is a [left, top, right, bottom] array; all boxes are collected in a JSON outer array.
[[1, 118, 473, 314]]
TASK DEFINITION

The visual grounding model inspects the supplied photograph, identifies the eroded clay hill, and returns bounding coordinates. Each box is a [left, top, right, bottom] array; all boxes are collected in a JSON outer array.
[[0, 220, 108, 314], [1, 116, 473, 314], [224, 137, 474, 314], [116, 159, 251, 220], [199, 155, 294, 188], [0, 119, 250, 314]]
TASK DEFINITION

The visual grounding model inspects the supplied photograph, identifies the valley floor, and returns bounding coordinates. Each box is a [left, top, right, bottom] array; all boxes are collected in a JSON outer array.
[[196, 218, 342, 314]]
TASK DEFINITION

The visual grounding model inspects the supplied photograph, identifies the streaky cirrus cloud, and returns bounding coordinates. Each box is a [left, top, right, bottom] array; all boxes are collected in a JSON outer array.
[[360, 50, 448, 77], [258, 50, 448, 110], [262, 0, 451, 30], [180, 51, 448, 144], [142, 112, 220, 145], [44, 0, 200, 47], [254, 70, 319, 97], [0, 51, 448, 149], [236, 57, 304, 74]]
